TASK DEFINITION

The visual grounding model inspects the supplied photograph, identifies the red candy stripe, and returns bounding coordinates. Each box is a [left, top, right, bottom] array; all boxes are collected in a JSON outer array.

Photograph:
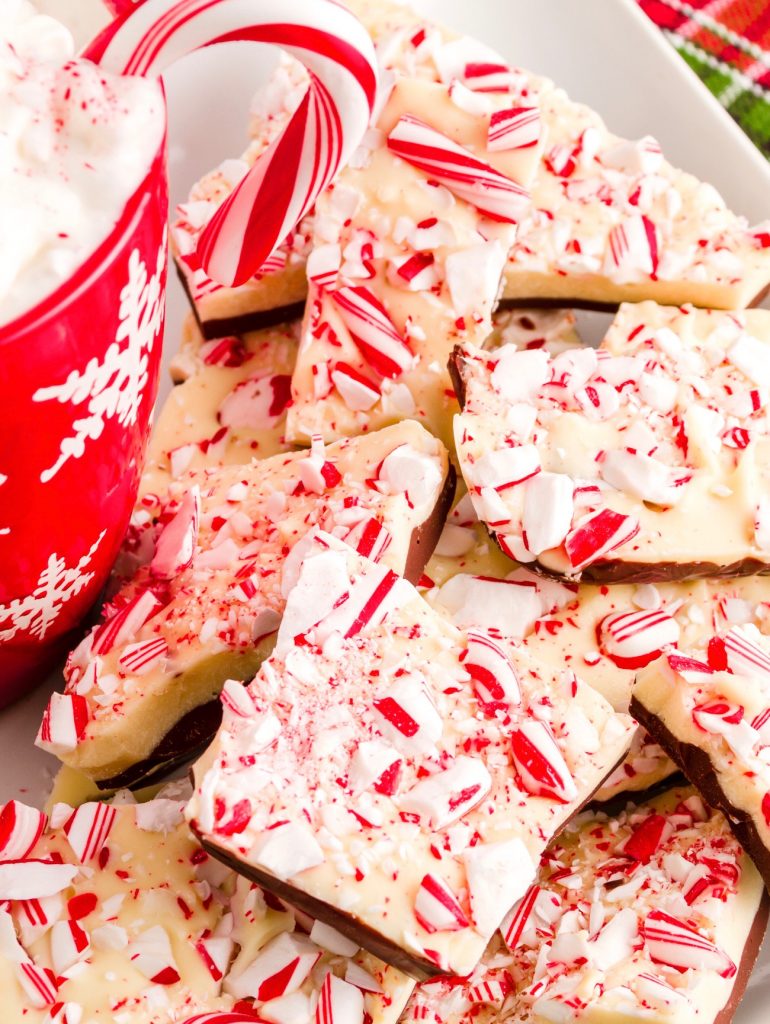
[[643, 908, 736, 978], [487, 107, 540, 151], [63, 803, 117, 863], [565, 508, 640, 572], [510, 719, 577, 804], [331, 286, 413, 379], [0, 802, 46, 862], [91, 588, 163, 656], [414, 873, 469, 933], [387, 114, 530, 223], [36, 693, 90, 754], [181, 1016, 263, 1024]]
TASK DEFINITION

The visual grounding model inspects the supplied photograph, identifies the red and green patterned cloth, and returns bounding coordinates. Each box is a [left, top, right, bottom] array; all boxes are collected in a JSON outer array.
[[638, 0, 770, 158]]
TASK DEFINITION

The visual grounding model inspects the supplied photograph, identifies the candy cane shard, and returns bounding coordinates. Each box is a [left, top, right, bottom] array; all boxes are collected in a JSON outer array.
[[0, 802, 47, 862], [400, 786, 767, 1024], [598, 606, 680, 669], [85, 0, 378, 286], [0, 797, 413, 1022], [643, 909, 736, 977], [633, 626, 770, 892], [331, 287, 414, 379], [188, 534, 633, 978], [43, 421, 452, 787], [452, 300, 770, 583], [487, 106, 540, 152], [386, 114, 530, 223]]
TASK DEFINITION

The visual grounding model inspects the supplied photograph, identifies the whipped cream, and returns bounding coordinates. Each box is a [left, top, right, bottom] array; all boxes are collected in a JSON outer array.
[[0, 2, 165, 326]]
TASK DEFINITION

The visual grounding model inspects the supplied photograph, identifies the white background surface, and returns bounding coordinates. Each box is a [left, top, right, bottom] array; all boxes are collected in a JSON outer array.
[[5, 0, 770, 1013]]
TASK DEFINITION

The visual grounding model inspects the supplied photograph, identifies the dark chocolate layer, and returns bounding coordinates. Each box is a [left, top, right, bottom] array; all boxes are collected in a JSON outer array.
[[531, 556, 770, 586], [174, 261, 305, 343], [715, 892, 769, 1024], [192, 748, 630, 980], [95, 697, 225, 791], [631, 695, 770, 892]]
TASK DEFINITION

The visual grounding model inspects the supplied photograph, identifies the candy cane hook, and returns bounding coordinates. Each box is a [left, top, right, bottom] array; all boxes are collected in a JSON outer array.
[[85, 0, 378, 287]]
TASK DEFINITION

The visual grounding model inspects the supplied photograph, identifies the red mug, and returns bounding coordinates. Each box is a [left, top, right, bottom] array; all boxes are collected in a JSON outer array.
[[0, 0, 376, 707], [0, 140, 168, 706]]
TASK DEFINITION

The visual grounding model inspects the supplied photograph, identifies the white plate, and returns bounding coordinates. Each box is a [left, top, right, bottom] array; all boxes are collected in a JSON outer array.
[[5, 1, 770, 1016]]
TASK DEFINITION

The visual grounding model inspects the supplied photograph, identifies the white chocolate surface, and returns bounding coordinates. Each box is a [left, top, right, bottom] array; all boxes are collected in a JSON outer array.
[[455, 302, 770, 579], [40, 422, 450, 782], [0, 791, 412, 1022], [188, 534, 634, 977]]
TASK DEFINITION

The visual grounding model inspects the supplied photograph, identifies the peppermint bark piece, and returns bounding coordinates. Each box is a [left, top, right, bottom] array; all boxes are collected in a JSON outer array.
[[453, 301, 770, 583], [188, 532, 634, 979], [498, 74, 770, 312], [171, 0, 538, 341], [426, 493, 770, 802], [174, 8, 770, 340], [402, 786, 768, 1024], [0, 792, 412, 1024], [286, 75, 538, 451], [633, 625, 770, 891], [38, 422, 453, 788], [140, 317, 299, 501]]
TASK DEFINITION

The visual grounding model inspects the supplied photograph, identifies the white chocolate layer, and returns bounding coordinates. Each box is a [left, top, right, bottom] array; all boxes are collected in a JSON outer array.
[[40, 422, 450, 782], [0, 791, 412, 1022], [455, 302, 770, 579], [141, 317, 299, 500], [188, 533, 634, 978]]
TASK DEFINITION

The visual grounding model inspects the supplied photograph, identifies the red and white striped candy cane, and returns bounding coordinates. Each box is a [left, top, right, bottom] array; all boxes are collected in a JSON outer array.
[[387, 114, 530, 223], [84, 0, 378, 287]]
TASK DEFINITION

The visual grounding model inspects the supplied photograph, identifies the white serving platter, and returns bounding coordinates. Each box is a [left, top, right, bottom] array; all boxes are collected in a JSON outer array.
[[5, 0, 770, 1014]]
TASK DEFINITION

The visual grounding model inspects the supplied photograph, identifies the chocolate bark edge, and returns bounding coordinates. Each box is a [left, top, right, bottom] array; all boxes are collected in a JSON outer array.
[[173, 259, 305, 342], [588, 769, 687, 818], [94, 696, 226, 791], [529, 554, 770, 586], [448, 348, 469, 410], [715, 892, 769, 1024], [192, 826, 442, 980], [498, 278, 770, 314], [192, 748, 630, 980], [404, 462, 456, 585], [631, 695, 770, 892]]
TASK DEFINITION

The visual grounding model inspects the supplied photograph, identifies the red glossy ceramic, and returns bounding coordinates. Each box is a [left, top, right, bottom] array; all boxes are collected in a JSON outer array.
[[0, 140, 168, 707]]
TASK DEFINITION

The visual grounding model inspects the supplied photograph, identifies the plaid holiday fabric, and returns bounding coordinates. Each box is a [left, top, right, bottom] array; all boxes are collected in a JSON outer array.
[[638, 0, 770, 158]]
